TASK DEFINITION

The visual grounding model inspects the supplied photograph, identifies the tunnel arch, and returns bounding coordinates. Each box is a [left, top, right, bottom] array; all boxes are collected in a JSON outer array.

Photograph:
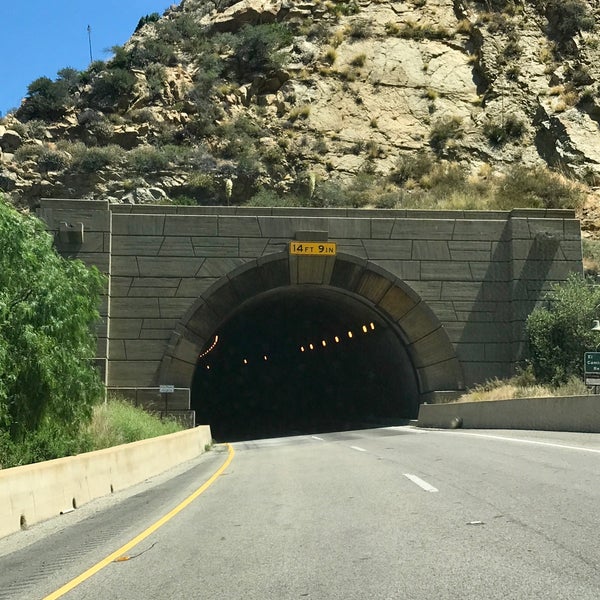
[[158, 252, 464, 413]]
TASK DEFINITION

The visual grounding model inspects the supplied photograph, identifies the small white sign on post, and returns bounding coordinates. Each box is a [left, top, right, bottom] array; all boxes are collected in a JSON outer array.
[[159, 384, 175, 393]]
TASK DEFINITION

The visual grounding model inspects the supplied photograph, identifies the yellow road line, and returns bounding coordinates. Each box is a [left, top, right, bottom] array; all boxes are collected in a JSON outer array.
[[44, 443, 235, 600]]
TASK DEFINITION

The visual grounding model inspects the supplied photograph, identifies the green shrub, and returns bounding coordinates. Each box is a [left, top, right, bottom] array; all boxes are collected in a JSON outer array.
[[429, 116, 464, 154], [545, 0, 595, 42], [71, 145, 124, 173], [126, 146, 170, 173], [16, 76, 71, 122], [526, 274, 600, 385], [89, 68, 136, 109], [38, 148, 70, 171], [483, 114, 525, 145], [135, 12, 161, 32], [389, 151, 434, 184], [232, 23, 292, 76], [494, 165, 585, 210]]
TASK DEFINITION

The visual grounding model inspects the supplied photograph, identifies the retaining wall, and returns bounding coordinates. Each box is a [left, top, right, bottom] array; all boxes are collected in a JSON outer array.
[[417, 396, 600, 432], [0, 425, 211, 539]]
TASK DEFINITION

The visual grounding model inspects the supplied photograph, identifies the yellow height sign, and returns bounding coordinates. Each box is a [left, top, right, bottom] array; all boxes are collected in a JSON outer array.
[[289, 241, 337, 256]]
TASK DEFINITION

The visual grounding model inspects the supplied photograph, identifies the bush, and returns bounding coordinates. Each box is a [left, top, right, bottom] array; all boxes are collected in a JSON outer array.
[[16, 76, 71, 122], [483, 114, 525, 145], [38, 148, 70, 171], [494, 165, 585, 210], [127, 146, 170, 173], [429, 116, 464, 154], [545, 0, 595, 42], [389, 151, 434, 184], [89, 68, 136, 109], [71, 145, 124, 173], [135, 12, 161, 32], [232, 23, 292, 76], [526, 274, 600, 385], [0, 197, 106, 445]]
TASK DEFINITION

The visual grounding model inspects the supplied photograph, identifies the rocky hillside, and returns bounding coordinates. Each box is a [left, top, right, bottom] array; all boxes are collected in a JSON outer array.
[[0, 0, 599, 218]]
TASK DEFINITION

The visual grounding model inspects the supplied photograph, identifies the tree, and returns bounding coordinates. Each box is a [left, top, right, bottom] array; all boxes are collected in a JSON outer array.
[[0, 197, 106, 444], [525, 274, 600, 385]]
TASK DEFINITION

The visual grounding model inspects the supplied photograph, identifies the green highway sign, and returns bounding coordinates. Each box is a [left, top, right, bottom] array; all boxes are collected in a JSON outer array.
[[584, 352, 600, 373]]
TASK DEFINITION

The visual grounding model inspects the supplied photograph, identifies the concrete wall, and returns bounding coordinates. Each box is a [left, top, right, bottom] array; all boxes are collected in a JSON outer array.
[[417, 396, 600, 432], [0, 425, 211, 539], [38, 200, 583, 397]]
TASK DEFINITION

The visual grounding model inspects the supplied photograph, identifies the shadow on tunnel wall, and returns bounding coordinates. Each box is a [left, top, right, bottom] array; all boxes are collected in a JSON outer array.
[[458, 216, 562, 387]]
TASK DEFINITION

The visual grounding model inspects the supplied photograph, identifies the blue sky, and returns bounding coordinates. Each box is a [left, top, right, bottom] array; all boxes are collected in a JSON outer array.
[[0, 1, 174, 116]]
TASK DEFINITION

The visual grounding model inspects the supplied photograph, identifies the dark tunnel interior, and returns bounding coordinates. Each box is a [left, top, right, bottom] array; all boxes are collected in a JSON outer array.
[[191, 288, 420, 441]]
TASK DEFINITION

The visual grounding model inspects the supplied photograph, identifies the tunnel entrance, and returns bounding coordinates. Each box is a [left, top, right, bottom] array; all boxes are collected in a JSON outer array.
[[191, 287, 419, 441]]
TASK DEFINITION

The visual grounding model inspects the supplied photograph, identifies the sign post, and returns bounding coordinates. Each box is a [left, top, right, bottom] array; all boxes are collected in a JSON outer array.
[[159, 384, 175, 418], [584, 352, 600, 391]]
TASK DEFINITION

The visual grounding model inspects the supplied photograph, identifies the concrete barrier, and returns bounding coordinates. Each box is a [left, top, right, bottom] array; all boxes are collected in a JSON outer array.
[[417, 395, 600, 432], [0, 425, 211, 539]]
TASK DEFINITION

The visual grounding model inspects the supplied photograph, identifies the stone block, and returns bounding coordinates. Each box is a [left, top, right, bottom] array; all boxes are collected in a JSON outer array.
[[240, 238, 269, 257], [257, 254, 290, 289], [448, 241, 491, 261], [112, 214, 165, 236], [124, 339, 168, 361], [131, 277, 181, 289], [372, 260, 420, 281], [337, 241, 367, 258], [127, 286, 177, 298], [138, 256, 204, 277], [390, 219, 455, 240], [453, 220, 507, 241], [197, 257, 247, 277], [219, 216, 262, 237], [176, 278, 219, 298], [377, 284, 418, 321], [417, 357, 464, 393], [110, 340, 127, 360], [164, 215, 218, 236], [108, 361, 160, 387], [140, 329, 173, 340], [407, 281, 442, 300], [398, 302, 440, 341], [421, 261, 473, 281], [111, 277, 133, 296], [112, 255, 140, 277], [204, 278, 243, 319], [44, 206, 110, 231], [158, 237, 195, 257], [412, 240, 451, 261], [64, 253, 109, 273], [371, 219, 395, 239], [559, 240, 583, 262], [159, 297, 195, 319], [110, 318, 143, 339], [355, 271, 393, 304], [192, 236, 239, 258], [111, 297, 159, 319], [468, 261, 508, 282], [258, 216, 329, 238], [409, 328, 457, 368], [484, 342, 512, 362], [328, 218, 371, 239], [185, 302, 221, 339], [363, 239, 412, 260], [330, 256, 366, 290], [112, 235, 163, 256]]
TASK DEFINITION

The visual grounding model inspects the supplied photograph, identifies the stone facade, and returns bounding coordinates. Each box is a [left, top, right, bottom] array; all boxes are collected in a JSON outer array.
[[38, 199, 583, 408]]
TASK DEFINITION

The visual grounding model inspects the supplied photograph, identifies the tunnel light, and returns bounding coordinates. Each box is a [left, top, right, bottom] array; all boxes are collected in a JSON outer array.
[[322, 340, 327, 347], [300, 346, 305, 352], [370, 322, 375, 330], [309, 343, 314, 350], [348, 331, 353, 338], [198, 335, 219, 360], [206, 365, 210, 370], [243, 359, 248, 365], [362, 325, 368, 333], [264, 355, 268, 361], [334, 336, 340, 343]]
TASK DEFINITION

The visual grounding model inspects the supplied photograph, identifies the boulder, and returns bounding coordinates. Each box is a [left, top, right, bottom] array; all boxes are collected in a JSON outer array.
[[0, 130, 23, 153]]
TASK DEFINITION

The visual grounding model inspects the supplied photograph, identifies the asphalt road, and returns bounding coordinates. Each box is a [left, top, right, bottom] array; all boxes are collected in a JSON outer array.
[[0, 427, 599, 599]]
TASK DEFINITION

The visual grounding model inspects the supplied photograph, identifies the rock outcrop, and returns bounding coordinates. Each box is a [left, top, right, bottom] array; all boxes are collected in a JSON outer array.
[[0, 0, 598, 212]]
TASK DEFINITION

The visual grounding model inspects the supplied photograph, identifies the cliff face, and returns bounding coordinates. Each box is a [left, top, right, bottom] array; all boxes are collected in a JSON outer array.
[[0, 0, 598, 212]]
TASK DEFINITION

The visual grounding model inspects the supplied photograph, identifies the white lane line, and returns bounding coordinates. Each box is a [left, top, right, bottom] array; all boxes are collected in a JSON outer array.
[[404, 473, 439, 493], [350, 445, 367, 452], [311, 435, 324, 441], [433, 431, 600, 454]]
